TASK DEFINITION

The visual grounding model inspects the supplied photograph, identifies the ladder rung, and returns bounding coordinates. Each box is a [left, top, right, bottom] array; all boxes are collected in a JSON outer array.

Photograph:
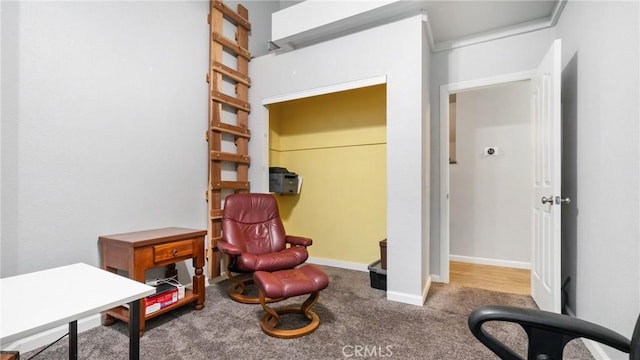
[[211, 151, 250, 164], [212, 61, 251, 87], [211, 122, 250, 138], [211, 32, 251, 60], [212, 91, 251, 112], [210, 236, 222, 246], [211, 181, 250, 190], [210, 209, 223, 219], [211, 0, 251, 31]]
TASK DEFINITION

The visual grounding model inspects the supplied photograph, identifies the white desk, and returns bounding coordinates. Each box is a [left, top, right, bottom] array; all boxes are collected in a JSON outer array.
[[1, 263, 155, 359]]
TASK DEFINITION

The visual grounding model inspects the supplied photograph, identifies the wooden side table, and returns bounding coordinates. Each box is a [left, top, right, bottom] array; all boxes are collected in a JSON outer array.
[[98, 227, 206, 333]]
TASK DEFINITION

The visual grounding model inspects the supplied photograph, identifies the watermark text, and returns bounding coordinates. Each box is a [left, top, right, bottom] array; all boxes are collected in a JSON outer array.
[[342, 345, 394, 358]]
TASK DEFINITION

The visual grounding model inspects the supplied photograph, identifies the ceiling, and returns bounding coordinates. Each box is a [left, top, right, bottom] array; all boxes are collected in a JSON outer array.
[[273, 0, 565, 53], [424, 0, 563, 51]]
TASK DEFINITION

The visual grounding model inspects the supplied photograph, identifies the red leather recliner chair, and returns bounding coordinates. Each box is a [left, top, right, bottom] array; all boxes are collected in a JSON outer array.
[[218, 193, 312, 303]]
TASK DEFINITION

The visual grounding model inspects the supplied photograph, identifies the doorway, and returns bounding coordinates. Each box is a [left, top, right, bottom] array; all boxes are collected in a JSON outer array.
[[439, 71, 536, 293]]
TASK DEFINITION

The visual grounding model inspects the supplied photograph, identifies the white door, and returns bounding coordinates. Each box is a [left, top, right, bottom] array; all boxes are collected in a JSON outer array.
[[531, 39, 563, 313]]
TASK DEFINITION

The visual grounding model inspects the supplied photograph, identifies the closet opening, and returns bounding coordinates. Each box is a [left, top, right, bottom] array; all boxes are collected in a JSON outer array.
[[265, 83, 388, 269]]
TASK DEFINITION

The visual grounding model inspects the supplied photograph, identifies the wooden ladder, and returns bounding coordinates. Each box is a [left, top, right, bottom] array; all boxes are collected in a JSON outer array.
[[206, 0, 251, 278]]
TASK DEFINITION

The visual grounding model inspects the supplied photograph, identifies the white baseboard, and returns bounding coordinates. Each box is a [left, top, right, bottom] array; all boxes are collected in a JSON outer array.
[[307, 256, 369, 272], [564, 306, 621, 360], [386, 275, 431, 306], [386, 290, 425, 306], [2, 314, 102, 354], [582, 338, 617, 360], [449, 254, 531, 270]]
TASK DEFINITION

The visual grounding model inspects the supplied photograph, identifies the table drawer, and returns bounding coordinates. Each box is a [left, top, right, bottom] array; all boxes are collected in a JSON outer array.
[[153, 240, 193, 263]]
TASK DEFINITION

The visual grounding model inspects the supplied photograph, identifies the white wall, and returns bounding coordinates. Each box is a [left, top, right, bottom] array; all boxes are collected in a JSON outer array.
[[429, 28, 556, 276], [432, 3, 639, 358], [555, 1, 639, 358], [250, 15, 430, 305], [450, 81, 531, 266], [224, 0, 280, 58], [1, 1, 209, 277]]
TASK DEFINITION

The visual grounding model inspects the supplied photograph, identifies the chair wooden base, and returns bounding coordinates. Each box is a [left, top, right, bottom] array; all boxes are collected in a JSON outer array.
[[258, 289, 321, 339], [227, 273, 281, 304]]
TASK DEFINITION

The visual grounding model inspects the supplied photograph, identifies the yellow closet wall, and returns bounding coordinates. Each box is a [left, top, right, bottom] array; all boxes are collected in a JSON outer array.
[[269, 85, 386, 265]]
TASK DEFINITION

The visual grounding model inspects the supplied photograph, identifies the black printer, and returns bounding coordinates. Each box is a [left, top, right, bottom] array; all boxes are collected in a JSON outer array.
[[269, 167, 299, 194]]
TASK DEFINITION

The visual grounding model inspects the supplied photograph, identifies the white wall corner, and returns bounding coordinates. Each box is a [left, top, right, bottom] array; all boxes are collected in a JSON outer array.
[[549, 0, 568, 27], [422, 275, 432, 304], [421, 12, 435, 52], [387, 290, 427, 306]]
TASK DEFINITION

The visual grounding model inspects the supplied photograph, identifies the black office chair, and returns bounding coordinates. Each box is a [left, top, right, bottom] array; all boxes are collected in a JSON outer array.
[[468, 305, 640, 360]]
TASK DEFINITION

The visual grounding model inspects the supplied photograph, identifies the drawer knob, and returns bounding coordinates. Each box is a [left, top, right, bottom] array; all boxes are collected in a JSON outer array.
[[173, 249, 179, 257]]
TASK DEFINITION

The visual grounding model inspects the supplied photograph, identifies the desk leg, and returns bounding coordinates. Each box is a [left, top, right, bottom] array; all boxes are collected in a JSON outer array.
[[129, 299, 141, 360], [69, 320, 77, 360], [131, 267, 146, 333]]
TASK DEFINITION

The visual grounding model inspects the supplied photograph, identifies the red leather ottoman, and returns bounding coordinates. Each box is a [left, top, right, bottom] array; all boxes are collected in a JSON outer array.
[[253, 264, 329, 338]]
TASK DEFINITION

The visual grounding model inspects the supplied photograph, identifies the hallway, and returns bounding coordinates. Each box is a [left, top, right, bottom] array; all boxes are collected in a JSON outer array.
[[449, 261, 530, 295]]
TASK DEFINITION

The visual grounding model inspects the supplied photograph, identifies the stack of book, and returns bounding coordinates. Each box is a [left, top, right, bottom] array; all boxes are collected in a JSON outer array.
[[145, 283, 179, 315]]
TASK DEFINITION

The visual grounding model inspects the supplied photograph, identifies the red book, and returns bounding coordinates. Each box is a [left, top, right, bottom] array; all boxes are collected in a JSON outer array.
[[145, 288, 178, 315]]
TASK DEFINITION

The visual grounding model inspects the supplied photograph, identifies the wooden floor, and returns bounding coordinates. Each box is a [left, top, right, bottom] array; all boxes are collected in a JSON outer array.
[[449, 261, 530, 295]]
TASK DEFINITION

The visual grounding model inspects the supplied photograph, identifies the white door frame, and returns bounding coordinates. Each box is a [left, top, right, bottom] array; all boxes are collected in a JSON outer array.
[[439, 70, 536, 283]]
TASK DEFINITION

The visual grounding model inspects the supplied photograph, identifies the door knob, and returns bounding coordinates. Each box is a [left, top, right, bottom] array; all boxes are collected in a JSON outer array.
[[541, 196, 571, 205], [541, 196, 554, 205]]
